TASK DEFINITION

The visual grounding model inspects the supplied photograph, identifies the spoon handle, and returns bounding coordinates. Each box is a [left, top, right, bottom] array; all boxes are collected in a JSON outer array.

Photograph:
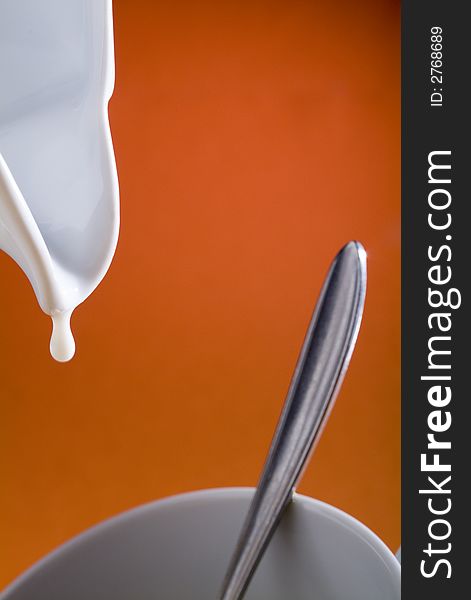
[[219, 241, 367, 600]]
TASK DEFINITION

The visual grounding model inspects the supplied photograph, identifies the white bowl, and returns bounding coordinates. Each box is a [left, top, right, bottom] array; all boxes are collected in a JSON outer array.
[[1, 488, 400, 600]]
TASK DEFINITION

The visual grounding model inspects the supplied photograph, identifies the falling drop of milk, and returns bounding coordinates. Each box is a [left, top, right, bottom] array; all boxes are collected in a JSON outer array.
[[50, 310, 75, 362]]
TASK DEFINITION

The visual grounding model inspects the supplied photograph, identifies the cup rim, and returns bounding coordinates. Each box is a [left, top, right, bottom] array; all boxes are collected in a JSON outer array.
[[1, 487, 400, 596]]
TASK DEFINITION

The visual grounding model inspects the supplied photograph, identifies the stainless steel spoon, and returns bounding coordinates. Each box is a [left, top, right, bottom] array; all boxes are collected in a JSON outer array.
[[219, 240, 367, 600]]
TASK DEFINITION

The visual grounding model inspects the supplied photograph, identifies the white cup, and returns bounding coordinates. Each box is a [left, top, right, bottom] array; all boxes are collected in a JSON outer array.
[[1, 488, 400, 600]]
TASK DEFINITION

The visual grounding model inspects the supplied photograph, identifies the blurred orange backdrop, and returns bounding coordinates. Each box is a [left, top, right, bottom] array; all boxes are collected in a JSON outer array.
[[0, 0, 400, 587]]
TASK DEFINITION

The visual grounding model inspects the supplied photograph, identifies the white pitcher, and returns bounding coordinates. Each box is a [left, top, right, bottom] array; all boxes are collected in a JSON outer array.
[[0, 0, 119, 361]]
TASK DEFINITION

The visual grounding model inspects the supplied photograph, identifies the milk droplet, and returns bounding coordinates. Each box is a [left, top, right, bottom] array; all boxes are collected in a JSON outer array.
[[50, 310, 75, 362]]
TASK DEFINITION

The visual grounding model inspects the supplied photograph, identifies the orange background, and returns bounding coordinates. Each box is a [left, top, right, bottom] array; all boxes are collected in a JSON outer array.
[[0, 0, 400, 587]]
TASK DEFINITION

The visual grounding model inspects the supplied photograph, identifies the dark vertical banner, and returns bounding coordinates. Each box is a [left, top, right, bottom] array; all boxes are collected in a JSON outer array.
[[402, 1, 469, 598]]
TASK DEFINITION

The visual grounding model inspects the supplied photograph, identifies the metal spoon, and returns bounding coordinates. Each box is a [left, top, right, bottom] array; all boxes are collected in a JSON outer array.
[[219, 240, 367, 600]]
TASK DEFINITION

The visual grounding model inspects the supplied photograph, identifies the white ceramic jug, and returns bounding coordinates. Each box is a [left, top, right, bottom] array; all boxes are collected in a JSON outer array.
[[0, 0, 119, 361]]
